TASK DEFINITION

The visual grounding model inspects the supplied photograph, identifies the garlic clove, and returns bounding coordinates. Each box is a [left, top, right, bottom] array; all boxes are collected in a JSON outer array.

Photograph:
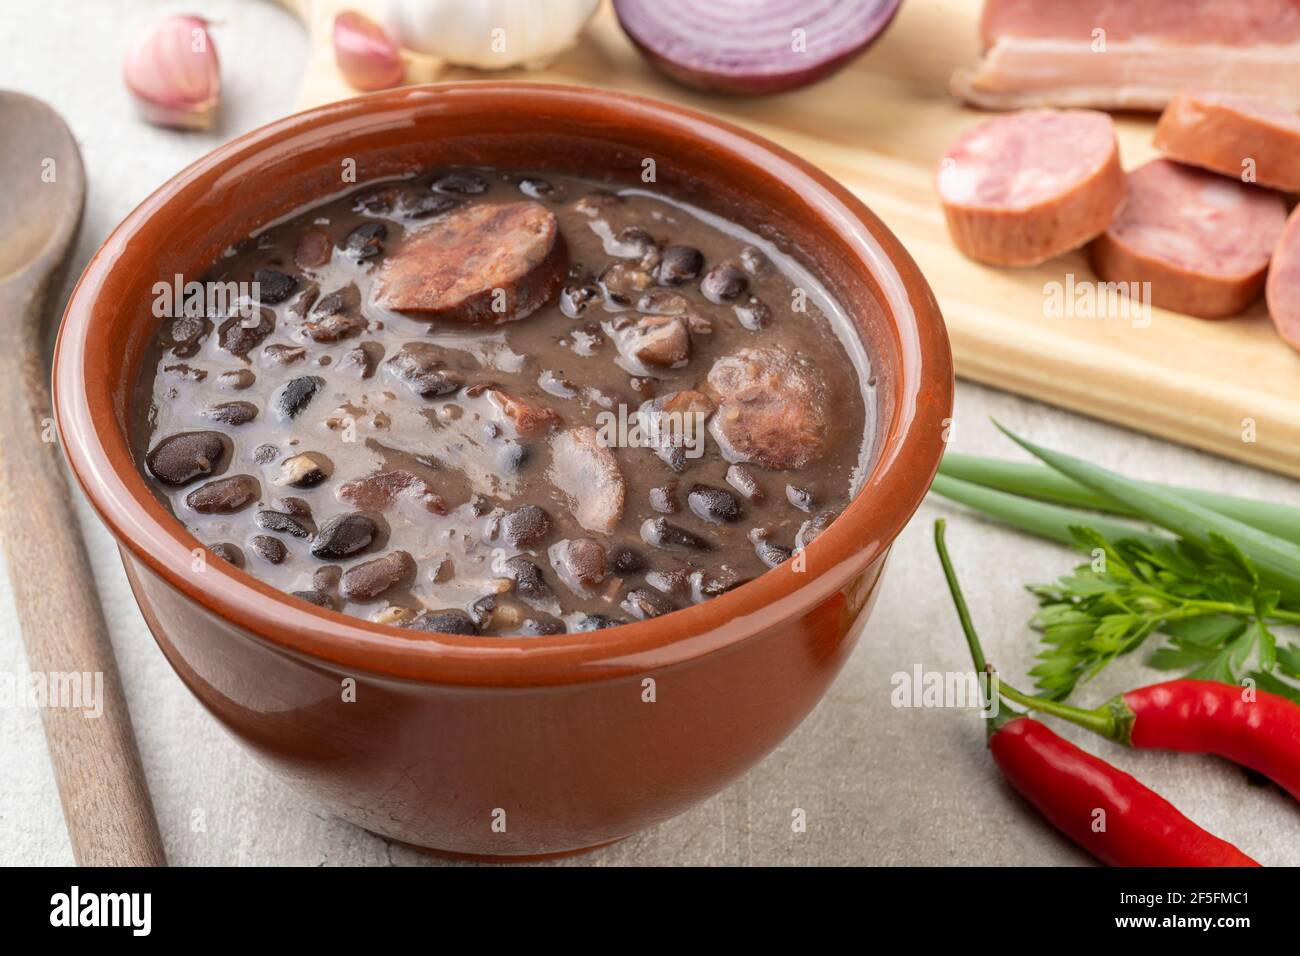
[[333, 11, 405, 92], [123, 15, 221, 130]]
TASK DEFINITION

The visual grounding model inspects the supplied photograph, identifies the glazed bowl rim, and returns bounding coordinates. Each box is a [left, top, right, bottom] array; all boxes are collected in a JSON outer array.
[[53, 81, 952, 687]]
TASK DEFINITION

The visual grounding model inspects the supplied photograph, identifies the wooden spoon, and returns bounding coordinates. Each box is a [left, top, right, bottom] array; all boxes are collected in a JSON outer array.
[[0, 91, 166, 866]]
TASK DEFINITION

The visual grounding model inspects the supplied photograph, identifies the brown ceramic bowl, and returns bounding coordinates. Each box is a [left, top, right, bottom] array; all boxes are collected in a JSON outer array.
[[54, 83, 951, 858]]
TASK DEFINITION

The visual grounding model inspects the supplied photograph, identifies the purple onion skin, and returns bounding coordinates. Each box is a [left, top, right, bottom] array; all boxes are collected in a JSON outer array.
[[613, 0, 903, 96]]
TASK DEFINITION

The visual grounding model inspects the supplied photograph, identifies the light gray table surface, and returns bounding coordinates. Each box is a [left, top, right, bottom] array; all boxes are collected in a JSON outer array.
[[3, 1, 1298, 867]]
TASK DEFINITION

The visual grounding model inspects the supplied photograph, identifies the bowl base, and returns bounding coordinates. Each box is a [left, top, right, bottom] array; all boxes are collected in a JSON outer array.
[[385, 834, 627, 864]]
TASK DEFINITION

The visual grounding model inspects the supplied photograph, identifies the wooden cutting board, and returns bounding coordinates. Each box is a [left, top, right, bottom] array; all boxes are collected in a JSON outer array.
[[277, 0, 1300, 479]]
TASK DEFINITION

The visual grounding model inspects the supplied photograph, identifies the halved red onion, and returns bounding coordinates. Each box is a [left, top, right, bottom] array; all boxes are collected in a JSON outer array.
[[612, 0, 901, 95]]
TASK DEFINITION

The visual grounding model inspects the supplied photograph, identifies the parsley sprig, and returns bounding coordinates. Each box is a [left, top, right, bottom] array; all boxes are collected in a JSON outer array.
[[1027, 528, 1300, 700]]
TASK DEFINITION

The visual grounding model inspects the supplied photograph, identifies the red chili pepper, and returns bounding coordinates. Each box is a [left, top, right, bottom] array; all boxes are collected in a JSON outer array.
[[935, 520, 1260, 868], [997, 678, 1300, 803], [989, 715, 1259, 867]]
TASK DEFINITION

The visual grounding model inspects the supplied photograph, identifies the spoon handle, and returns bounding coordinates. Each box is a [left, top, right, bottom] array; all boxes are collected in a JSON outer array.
[[0, 314, 166, 867]]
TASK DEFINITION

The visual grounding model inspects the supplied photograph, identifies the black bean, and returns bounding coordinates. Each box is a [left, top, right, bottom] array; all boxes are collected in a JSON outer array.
[[403, 193, 459, 219], [304, 287, 365, 342], [401, 609, 479, 635], [467, 595, 499, 628], [431, 171, 487, 194], [501, 504, 551, 548], [659, 445, 688, 474], [615, 226, 659, 262], [640, 517, 713, 552], [739, 245, 769, 274], [692, 567, 750, 600], [313, 566, 342, 592], [687, 484, 744, 524], [700, 262, 748, 303], [518, 177, 553, 200], [341, 222, 387, 260], [503, 556, 551, 601], [609, 546, 646, 574], [337, 342, 381, 379], [274, 375, 323, 420], [209, 542, 244, 567], [202, 401, 258, 426], [385, 343, 461, 398], [186, 475, 260, 514], [621, 588, 676, 621], [146, 431, 226, 486], [169, 316, 210, 357], [276, 496, 313, 518], [262, 344, 306, 366], [519, 615, 565, 636], [497, 442, 531, 475], [274, 452, 330, 489], [218, 308, 274, 357], [573, 613, 623, 631], [311, 513, 378, 559], [217, 369, 256, 391], [726, 463, 764, 503], [796, 511, 838, 551], [749, 530, 792, 568], [340, 550, 415, 601], [256, 509, 312, 538], [163, 363, 206, 382], [649, 484, 678, 514], [353, 186, 400, 214], [559, 282, 601, 318], [734, 296, 772, 331], [786, 485, 815, 513], [252, 443, 280, 465], [657, 245, 704, 285], [645, 567, 691, 595], [292, 589, 334, 609], [249, 535, 287, 565], [253, 269, 298, 305]]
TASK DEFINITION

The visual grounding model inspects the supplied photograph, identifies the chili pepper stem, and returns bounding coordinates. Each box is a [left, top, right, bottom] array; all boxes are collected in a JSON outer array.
[[994, 680, 1136, 746], [934, 520, 1138, 744], [934, 520, 1016, 735]]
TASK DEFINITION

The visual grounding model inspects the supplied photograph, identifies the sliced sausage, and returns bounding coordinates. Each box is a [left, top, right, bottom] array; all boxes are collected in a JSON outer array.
[[937, 109, 1125, 267], [547, 427, 625, 534], [336, 470, 447, 516], [1089, 159, 1287, 319], [1154, 92, 1300, 193], [706, 347, 827, 470], [1266, 205, 1300, 352], [374, 201, 566, 322], [468, 384, 562, 437]]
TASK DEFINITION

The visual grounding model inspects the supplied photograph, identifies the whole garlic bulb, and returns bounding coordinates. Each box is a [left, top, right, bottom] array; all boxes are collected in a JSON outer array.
[[386, 0, 599, 70]]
